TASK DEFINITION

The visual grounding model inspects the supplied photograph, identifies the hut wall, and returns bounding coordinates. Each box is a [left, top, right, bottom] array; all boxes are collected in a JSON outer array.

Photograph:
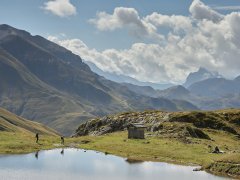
[[128, 128, 145, 139]]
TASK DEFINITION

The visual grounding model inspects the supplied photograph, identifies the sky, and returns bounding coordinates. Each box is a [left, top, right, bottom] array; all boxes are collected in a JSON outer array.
[[0, 0, 240, 83]]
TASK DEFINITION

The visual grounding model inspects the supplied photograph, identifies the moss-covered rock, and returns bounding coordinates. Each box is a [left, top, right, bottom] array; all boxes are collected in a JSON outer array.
[[185, 126, 211, 140]]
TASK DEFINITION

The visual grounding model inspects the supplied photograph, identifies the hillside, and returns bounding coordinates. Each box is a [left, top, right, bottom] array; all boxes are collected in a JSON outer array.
[[0, 24, 198, 135], [0, 107, 57, 135], [0, 48, 89, 135], [74, 109, 240, 178], [0, 107, 62, 154], [74, 109, 240, 138]]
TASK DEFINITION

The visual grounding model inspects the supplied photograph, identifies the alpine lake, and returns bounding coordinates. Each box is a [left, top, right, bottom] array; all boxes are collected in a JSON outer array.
[[0, 148, 226, 180]]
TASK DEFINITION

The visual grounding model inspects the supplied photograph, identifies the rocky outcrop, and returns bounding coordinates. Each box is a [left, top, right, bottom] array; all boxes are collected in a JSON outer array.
[[74, 111, 168, 136], [74, 109, 240, 141]]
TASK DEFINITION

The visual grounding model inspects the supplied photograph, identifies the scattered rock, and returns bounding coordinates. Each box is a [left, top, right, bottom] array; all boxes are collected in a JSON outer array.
[[126, 158, 143, 164], [80, 140, 91, 144]]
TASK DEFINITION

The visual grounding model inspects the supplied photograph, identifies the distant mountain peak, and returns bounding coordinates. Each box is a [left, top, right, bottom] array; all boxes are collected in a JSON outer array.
[[183, 67, 222, 87], [198, 67, 209, 73], [0, 24, 32, 41], [0, 24, 11, 29]]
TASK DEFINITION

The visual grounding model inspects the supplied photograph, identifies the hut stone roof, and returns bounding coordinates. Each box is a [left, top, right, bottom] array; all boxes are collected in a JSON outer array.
[[128, 123, 147, 128]]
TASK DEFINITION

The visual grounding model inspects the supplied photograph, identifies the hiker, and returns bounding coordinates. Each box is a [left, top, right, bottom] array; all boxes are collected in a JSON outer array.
[[213, 146, 220, 153], [61, 136, 64, 145], [36, 133, 39, 143]]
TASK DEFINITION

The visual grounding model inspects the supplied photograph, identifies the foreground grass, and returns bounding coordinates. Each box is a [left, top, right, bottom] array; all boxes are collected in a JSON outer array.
[[0, 132, 62, 154], [1, 130, 239, 178], [70, 131, 238, 165]]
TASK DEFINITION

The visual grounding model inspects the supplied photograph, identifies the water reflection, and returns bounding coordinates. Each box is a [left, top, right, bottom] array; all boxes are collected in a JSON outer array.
[[34, 149, 65, 159], [35, 151, 39, 159], [60, 149, 64, 156], [0, 148, 225, 180]]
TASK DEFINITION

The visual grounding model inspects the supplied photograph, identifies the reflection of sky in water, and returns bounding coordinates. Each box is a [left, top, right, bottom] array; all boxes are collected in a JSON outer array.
[[0, 148, 226, 180]]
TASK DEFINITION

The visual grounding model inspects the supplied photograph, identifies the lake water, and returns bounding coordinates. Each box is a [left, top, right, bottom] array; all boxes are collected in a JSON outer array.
[[0, 148, 226, 180]]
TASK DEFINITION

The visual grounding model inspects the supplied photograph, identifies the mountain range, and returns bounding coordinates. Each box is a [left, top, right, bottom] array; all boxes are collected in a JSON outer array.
[[86, 62, 223, 90], [0, 24, 199, 135], [122, 67, 240, 110], [86, 60, 240, 110]]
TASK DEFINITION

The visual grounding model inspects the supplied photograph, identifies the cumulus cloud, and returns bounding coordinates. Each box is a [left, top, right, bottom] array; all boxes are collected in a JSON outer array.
[[49, 0, 240, 83], [49, 37, 173, 82], [189, 0, 223, 22], [144, 13, 192, 33], [89, 7, 163, 41], [43, 0, 76, 17]]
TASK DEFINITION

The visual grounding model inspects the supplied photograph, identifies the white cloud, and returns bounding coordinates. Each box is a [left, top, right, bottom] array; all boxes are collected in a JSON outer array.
[[48, 0, 240, 84], [43, 0, 76, 17], [49, 37, 173, 82], [89, 7, 163, 41], [189, 0, 223, 22], [144, 13, 192, 33]]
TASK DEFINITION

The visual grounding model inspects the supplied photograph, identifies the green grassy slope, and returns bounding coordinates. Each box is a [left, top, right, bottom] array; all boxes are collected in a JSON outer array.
[[0, 107, 58, 135], [0, 107, 60, 153]]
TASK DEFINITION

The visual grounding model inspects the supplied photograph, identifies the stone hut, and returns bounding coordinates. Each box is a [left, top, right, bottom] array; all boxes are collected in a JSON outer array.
[[128, 123, 146, 139]]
